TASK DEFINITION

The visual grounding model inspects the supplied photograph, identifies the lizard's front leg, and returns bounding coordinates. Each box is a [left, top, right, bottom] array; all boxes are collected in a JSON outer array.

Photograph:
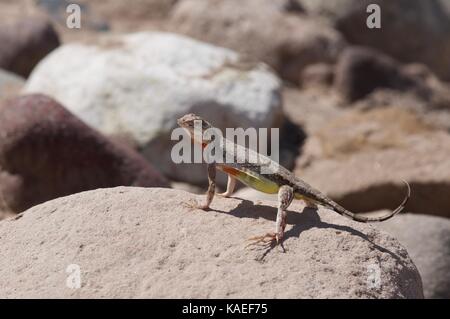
[[196, 163, 216, 210], [247, 185, 294, 248], [217, 174, 236, 197]]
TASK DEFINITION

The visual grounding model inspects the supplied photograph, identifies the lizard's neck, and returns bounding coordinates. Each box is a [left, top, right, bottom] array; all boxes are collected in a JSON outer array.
[[190, 136, 208, 149]]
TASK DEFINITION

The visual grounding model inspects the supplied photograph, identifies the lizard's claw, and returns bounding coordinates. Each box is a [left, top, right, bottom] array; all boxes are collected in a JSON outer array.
[[246, 232, 279, 249]]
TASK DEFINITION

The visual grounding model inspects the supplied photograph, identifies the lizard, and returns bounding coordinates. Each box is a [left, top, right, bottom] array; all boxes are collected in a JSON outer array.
[[177, 113, 411, 247]]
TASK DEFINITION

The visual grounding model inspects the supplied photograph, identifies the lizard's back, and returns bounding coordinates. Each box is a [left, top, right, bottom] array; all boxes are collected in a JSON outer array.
[[215, 137, 314, 195]]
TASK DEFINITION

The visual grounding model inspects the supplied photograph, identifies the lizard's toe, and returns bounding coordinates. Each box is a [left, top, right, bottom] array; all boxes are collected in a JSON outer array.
[[182, 200, 210, 211], [246, 232, 277, 249]]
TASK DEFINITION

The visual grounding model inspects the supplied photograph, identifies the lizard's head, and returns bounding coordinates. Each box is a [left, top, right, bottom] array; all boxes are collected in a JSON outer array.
[[177, 113, 213, 145]]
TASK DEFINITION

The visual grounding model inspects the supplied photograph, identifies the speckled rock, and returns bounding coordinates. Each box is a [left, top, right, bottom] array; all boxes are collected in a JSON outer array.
[[0, 94, 168, 217], [0, 187, 423, 298]]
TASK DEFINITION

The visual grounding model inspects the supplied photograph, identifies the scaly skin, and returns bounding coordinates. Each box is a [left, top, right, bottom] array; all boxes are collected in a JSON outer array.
[[177, 114, 411, 247]]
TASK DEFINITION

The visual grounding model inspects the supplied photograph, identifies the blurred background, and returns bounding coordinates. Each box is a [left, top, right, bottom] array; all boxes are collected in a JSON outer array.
[[0, 0, 449, 298]]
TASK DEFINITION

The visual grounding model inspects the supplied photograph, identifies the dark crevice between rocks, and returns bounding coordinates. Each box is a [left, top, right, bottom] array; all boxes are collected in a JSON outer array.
[[330, 181, 450, 218], [283, 0, 305, 14], [279, 116, 307, 170]]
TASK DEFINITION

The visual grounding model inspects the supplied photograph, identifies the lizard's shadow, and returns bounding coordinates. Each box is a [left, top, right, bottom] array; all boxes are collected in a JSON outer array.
[[212, 198, 403, 263]]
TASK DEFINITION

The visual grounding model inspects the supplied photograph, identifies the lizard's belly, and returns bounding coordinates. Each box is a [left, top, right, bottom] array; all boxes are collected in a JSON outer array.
[[218, 165, 280, 194]]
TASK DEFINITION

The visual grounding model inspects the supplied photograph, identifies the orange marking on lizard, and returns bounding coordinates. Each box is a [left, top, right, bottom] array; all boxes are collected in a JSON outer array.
[[221, 166, 242, 177]]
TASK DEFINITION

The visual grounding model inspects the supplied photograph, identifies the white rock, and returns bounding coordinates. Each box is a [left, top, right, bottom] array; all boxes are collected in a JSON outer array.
[[24, 32, 282, 184]]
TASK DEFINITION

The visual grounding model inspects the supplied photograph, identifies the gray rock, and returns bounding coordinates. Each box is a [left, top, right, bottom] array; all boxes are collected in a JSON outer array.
[[282, 87, 345, 135], [300, 63, 334, 89], [0, 187, 423, 298], [298, 0, 450, 81], [352, 87, 450, 133], [170, 0, 346, 83], [334, 47, 450, 111], [334, 46, 417, 102], [377, 214, 450, 299], [297, 131, 450, 218], [0, 16, 60, 77]]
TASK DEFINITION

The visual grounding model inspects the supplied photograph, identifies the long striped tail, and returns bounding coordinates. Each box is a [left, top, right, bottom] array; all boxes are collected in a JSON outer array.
[[313, 180, 411, 223]]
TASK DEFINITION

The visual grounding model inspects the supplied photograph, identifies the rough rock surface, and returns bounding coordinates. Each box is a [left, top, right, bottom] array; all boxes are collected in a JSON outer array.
[[0, 15, 60, 77], [79, 0, 179, 20], [300, 63, 334, 89], [298, 107, 432, 161], [0, 94, 168, 217], [353, 89, 450, 133], [231, 189, 450, 298], [170, 0, 346, 83], [282, 86, 345, 135], [24, 31, 283, 185], [0, 0, 176, 43], [376, 213, 450, 299], [298, 0, 450, 81], [334, 47, 450, 108], [0, 187, 423, 298], [37, 0, 178, 36], [296, 131, 450, 218]]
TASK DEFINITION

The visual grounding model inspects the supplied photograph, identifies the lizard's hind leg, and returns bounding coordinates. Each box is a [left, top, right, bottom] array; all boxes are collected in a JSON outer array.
[[217, 174, 236, 198], [247, 185, 294, 249]]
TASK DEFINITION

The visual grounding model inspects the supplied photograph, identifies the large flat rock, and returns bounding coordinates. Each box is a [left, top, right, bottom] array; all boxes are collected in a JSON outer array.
[[0, 187, 423, 298]]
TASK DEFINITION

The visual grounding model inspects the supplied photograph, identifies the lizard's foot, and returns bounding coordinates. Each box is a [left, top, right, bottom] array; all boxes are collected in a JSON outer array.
[[182, 199, 210, 211], [246, 232, 283, 250], [216, 192, 231, 198]]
